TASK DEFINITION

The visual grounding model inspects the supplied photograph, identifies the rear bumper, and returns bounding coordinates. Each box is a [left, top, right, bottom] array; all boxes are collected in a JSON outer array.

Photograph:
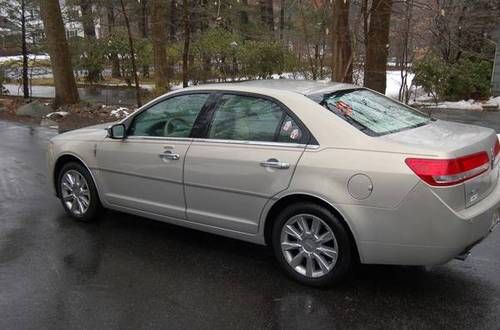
[[343, 179, 500, 266]]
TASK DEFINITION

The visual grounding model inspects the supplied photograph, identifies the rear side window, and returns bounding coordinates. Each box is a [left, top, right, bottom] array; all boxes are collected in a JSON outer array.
[[208, 94, 304, 143], [312, 89, 430, 136]]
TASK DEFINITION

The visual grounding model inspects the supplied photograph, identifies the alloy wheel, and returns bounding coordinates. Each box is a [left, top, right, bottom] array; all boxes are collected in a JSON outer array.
[[280, 214, 339, 278], [60, 170, 91, 216]]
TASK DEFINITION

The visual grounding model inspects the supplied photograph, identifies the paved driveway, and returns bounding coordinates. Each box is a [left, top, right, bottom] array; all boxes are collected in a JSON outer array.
[[1, 119, 499, 329]]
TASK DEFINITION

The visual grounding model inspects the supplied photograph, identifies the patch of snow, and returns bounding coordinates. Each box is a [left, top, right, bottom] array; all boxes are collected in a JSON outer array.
[[385, 70, 415, 99], [0, 54, 50, 63], [434, 100, 483, 111], [110, 107, 130, 118], [486, 96, 500, 107], [45, 111, 69, 119]]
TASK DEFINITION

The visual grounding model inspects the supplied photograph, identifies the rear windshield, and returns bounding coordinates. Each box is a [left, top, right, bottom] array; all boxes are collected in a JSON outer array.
[[309, 88, 430, 136]]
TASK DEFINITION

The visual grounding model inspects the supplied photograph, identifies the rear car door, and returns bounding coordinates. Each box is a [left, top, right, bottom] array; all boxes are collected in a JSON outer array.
[[97, 93, 211, 219], [184, 93, 309, 234]]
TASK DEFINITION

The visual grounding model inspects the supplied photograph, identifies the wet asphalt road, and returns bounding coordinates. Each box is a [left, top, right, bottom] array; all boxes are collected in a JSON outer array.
[[1, 118, 500, 330]]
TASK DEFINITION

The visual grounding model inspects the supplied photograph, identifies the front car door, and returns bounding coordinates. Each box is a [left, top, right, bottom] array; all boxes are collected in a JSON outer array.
[[97, 93, 211, 219], [184, 93, 310, 234]]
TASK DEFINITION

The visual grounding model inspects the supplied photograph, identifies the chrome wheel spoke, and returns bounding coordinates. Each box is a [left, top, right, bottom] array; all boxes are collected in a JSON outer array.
[[317, 231, 333, 244], [289, 251, 305, 267], [297, 217, 309, 234], [313, 253, 330, 273], [284, 224, 302, 241], [311, 218, 320, 235], [317, 246, 337, 259], [79, 196, 90, 208], [305, 255, 314, 277], [281, 241, 302, 251], [76, 199, 85, 214]]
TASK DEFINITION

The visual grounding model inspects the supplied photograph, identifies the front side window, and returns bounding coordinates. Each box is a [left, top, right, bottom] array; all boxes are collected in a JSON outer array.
[[312, 89, 430, 136], [208, 94, 304, 143], [129, 94, 210, 138]]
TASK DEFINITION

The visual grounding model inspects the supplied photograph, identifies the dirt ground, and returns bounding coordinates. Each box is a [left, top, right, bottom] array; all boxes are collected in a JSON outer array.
[[0, 97, 133, 132]]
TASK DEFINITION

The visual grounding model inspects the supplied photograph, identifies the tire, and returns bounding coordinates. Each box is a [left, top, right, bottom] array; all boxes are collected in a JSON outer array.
[[57, 162, 102, 222], [271, 202, 353, 287]]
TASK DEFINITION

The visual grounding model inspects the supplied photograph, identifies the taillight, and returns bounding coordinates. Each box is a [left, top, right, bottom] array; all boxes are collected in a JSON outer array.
[[405, 152, 490, 186]]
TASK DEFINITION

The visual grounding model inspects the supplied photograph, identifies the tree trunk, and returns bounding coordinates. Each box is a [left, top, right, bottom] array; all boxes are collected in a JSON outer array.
[[39, 0, 79, 105], [279, 0, 285, 41], [182, 0, 190, 88], [139, 0, 149, 78], [259, 0, 274, 32], [120, 0, 142, 107], [167, 0, 177, 77], [21, 0, 29, 99], [151, 0, 169, 93], [79, 0, 96, 38], [364, 0, 392, 93], [331, 0, 353, 83], [106, 3, 121, 78], [80, 0, 101, 82]]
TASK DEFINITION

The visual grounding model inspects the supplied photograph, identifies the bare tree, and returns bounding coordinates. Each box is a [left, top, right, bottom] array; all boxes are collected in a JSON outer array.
[[151, 0, 169, 93], [182, 0, 190, 87], [79, 0, 101, 82], [259, 0, 274, 32], [139, 0, 149, 78], [21, 0, 29, 99], [364, 0, 393, 93], [331, 0, 353, 83], [106, 2, 121, 78], [39, 0, 79, 105], [119, 0, 142, 107]]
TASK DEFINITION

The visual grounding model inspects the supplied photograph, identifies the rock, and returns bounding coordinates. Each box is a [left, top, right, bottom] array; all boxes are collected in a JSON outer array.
[[483, 103, 499, 111], [15, 100, 52, 119]]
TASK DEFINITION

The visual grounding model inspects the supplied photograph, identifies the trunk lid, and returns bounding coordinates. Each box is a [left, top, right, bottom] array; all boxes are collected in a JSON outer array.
[[383, 120, 499, 209]]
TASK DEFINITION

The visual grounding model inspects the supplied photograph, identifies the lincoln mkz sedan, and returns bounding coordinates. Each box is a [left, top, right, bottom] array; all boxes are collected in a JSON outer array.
[[47, 80, 500, 286]]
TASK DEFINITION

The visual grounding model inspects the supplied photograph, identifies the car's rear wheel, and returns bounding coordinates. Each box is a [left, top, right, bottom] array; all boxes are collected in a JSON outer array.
[[58, 162, 102, 222], [271, 202, 353, 286]]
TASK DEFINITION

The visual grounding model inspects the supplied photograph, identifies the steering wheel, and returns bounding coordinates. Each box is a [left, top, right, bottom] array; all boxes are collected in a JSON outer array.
[[164, 117, 190, 137]]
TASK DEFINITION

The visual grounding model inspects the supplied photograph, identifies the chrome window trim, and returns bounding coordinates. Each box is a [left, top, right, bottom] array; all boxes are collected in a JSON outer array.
[[192, 138, 309, 149], [125, 135, 320, 149], [125, 136, 193, 142]]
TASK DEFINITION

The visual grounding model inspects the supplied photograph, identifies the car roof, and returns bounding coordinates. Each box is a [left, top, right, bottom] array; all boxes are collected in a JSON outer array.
[[187, 79, 359, 96]]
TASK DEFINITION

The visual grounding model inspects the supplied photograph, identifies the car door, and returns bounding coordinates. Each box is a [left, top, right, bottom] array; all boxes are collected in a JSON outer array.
[[97, 93, 211, 219], [184, 93, 309, 234]]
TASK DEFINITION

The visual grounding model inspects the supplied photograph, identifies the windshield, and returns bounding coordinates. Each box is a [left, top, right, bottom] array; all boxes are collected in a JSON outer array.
[[310, 89, 430, 136]]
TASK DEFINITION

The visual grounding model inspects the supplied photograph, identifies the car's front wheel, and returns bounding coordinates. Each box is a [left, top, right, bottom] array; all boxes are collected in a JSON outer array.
[[58, 162, 102, 222], [271, 202, 353, 286]]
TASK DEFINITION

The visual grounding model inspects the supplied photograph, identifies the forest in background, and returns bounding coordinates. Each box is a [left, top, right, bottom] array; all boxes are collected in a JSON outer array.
[[0, 0, 499, 107]]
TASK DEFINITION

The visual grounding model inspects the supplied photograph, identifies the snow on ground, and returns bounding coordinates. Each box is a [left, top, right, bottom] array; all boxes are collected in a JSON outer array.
[[385, 70, 415, 99], [434, 100, 483, 111], [110, 107, 130, 118], [0, 54, 50, 63], [45, 111, 69, 119]]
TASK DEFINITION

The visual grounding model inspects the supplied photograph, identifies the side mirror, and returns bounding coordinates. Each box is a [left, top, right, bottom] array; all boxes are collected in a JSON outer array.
[[107, 124, 126, 139]]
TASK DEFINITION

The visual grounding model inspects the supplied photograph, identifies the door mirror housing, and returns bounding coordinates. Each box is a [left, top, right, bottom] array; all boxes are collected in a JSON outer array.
[[108, 124, 126, 139]]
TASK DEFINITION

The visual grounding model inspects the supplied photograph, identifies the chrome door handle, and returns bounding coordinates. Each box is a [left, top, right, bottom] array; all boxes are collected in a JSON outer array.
[[159, 150, 180, 160], [260, 159, 290, 169]]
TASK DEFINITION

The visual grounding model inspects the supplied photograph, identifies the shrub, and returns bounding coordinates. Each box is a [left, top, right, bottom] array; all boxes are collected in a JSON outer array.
[[413, 53, 492, 102], [445, 58, 492, 100], [412, 54, 449, 104]]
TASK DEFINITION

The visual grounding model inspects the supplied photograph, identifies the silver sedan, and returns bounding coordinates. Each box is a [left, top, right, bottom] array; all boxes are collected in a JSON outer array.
[[47, 80, 500, 286]]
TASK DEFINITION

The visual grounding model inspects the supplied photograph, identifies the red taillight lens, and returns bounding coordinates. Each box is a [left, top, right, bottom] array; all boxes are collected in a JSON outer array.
[[405, 152, 490, 186], [494, 139, 500, 159]]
